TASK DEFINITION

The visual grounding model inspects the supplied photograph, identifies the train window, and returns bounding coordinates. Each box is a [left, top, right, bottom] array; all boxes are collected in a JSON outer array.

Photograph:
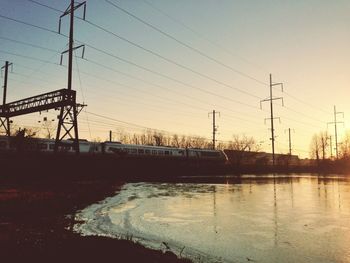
[[131, 149, 137, 154], [0, 141, 6, 148], [138, 149, 144, 154], [201, 151, 220, 157], [145, 149, 151, 154], [49, 144, 55, 150], [178, 150, 184, 155], [152, 150, 157, 155], [158, 150, 164, 155], [164, 151, 169, 155], [62, 145, 71, 151], [39, 143, 48, 150]]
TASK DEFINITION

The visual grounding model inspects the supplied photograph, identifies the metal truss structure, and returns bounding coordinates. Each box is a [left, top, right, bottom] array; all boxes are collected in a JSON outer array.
[[0, 1, 87, 154], [0, 89, 85, 151], [0, 89, 75, 118]]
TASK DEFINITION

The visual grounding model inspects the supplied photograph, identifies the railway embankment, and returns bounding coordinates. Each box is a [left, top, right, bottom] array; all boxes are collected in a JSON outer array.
[[1, 153, 349, 183]]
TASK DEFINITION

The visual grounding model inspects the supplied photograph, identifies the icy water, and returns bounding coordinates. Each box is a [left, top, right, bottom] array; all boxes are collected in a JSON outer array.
[[75, 175, 350, 263]]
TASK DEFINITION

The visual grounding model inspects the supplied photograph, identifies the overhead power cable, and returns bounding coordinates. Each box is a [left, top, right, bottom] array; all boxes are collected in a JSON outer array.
[[105, 0, 268, 87], [83, 19, 262, 100], [1, 42, 259, 131], [0, 36, 60, 53], [0, 14, 58, 35], [0, 12, 262, 110], [25, 0, 263, 100], [142, 0, 269, 73], [0, 13, 329, 131]]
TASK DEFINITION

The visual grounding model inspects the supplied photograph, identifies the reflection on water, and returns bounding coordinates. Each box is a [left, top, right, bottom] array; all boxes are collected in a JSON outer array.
[[75, 175, 350, 263]]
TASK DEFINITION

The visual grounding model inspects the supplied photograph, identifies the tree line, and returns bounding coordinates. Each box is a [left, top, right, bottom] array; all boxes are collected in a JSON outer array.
[[310, 130, 350, 161]]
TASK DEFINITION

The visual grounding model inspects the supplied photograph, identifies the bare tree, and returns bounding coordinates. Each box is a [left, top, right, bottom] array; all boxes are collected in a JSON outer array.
[[226, 134, 257, 166], [191, 136, 207, 148], [310, 132, 330, 161], [339, 131, 350, 159], [41, 119, 55, 139], [227, 135, 256, 152], [153, 132, 164, 146], [319, 131, 329, 160], [310, 134, 321, 161], [171, 134, 180, 148]]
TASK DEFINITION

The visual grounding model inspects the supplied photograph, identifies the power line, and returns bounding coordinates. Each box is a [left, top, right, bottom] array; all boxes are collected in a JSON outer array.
[[0, 49, 61, 65], [0, 36, 60, 54], [0, 13, 331, 132], [83, 19, 262, 100], [2, 5, 337, 126], [26, 0, 63, 13], [0, 13, 263, 110], [1, 45, 326, 132], [105, 0, 268, 87], [0, 42, 225, 121], [4, 34, 262, 126], [0, 14, 58, 35], [81, 57, 262, 122], [280, 89, 332, 116], [23, 1, 264, 100], [85, 111, 214, 141], [142, 0, 270, 74], [279, 104, 327, 124]]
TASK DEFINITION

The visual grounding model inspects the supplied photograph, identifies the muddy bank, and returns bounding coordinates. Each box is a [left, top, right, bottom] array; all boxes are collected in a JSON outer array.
[[0, 179, 191, 263]]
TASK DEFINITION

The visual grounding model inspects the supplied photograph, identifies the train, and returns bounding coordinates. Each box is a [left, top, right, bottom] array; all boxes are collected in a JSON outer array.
[[0, 136, 228, 163]]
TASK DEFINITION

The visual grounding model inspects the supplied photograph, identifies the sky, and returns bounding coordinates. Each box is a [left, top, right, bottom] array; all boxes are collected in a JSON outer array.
[[0, 0, 349, 157]]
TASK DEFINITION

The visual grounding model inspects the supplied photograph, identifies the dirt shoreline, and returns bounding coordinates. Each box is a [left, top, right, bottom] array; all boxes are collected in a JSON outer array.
[[0, 178, 191, 263]]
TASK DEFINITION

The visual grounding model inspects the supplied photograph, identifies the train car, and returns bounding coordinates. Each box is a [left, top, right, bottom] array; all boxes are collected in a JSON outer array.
[[0, 136, 92, 153], [101, 141, 228, 163], [36, 138, 92, 153], [0, 135, 10, 151], [0, 136, 228, 163], [187, 148, 228, 163], [101, 142, 185, 158]]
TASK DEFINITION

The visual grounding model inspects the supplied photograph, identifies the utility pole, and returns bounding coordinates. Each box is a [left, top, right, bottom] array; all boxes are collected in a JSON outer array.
[[260, 74, 284, 166], [208, 110, 220, 150], [0, 61, 12, 137], [288, 128, 292, 155], [55, 0, 86, 154], [327, 106, 344, 159], [109, 130, 112, 142], [285, 128, 293, 155], [329, 135, 333, 159]]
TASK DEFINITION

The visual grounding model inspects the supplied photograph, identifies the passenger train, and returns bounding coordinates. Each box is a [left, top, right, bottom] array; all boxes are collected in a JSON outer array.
[[0, 136, 228, 162]]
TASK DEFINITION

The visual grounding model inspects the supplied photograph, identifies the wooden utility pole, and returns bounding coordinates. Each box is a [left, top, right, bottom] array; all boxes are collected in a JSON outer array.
[[288, 128, 292, 155], [208, 110, 220, 150]]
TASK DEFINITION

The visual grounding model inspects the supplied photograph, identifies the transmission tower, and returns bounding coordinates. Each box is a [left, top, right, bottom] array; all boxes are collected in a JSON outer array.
[[0, 61, 13, 137], [260, 74, 284, 166], [327, 105, 344, 159], [208, 110, 220, 150], [54, 0, 87, 154]]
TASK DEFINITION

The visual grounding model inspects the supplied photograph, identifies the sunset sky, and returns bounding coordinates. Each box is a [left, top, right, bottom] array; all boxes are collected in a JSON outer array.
[[0, 0, 349, 157]]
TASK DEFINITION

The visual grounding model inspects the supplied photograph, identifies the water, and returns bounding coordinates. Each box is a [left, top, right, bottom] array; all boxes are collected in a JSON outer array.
[[75, 174, 350, 263]]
